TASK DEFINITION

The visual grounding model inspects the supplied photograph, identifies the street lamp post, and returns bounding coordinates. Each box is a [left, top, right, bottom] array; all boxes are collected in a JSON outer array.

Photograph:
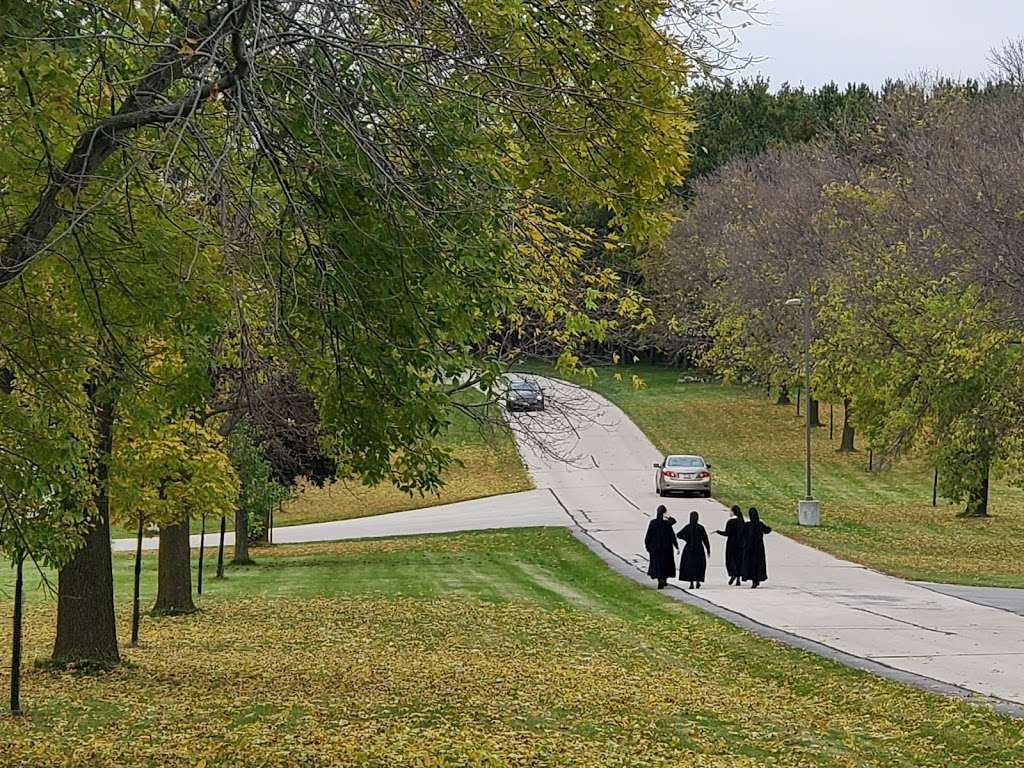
[[785, 296, 821, 526]]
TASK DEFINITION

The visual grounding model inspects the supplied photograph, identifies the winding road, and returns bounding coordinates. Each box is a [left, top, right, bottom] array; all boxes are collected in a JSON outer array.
[[114, 378, 1024, 710]]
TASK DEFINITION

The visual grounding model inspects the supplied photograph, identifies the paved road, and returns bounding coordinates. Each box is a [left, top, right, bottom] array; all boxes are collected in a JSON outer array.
[[112, 378, 1024, 707], [913, 582, 1024, 618], [111, 490, 565, 552], [509, 380, 1024, 708]]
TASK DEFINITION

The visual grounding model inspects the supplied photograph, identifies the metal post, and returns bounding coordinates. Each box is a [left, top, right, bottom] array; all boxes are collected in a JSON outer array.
[[10, 550, 24, 715], [869, 449, 874, 472], [829, 403, 834, 440], [803, 299, 812, 500], [932, 468, 939, 507], [216, 515, 226, 579], [197, 514, 206, 595], [786, 294, 821, 526], [131, 514, 144, 647]]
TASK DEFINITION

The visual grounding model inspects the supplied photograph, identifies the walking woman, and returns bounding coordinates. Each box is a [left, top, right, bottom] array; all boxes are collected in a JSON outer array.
[[645, 505, 677, 589], [677, 511, 711, 590], [715, 505, 745, 586], [740, 507, 772, 589]]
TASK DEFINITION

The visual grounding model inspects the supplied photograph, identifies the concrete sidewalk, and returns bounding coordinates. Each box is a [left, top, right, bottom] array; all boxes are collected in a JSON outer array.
[[111, 489, 567, 552], [510, 379, 1024, 707]]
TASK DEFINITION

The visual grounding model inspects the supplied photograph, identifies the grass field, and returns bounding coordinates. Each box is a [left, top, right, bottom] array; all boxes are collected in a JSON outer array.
[[2, 528, 1022, 767], [110, 405, 532, 540], [567, 365, 1024, 588]]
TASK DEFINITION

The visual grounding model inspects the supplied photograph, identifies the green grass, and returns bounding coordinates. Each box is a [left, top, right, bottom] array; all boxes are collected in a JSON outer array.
[[109, 401, 532, 540], [1, 529, 1021, 767], [552, 364, 1024, 587]]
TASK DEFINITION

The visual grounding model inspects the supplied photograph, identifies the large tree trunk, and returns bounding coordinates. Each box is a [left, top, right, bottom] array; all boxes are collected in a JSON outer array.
[[961, 462, 991, 518], [808, 397, 824, 427], [254, 505, 270, 546], [53, 384, 119, 666], [775, 385, 791, 406], [232, 507, 253, 565], [838, 399, 857, 452], [153, 521, 197, 615]]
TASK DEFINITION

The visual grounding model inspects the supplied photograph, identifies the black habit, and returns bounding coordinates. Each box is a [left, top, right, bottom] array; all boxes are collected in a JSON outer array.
[[677, 517, 711, 583], [716, 517, 746, 579], [741, 511, 772, 583], [645, 517, 677, 581]]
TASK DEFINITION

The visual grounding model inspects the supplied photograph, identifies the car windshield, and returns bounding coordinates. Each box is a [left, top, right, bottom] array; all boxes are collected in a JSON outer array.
[[666, 456, 704, 468], [511, 381, 539, 391]]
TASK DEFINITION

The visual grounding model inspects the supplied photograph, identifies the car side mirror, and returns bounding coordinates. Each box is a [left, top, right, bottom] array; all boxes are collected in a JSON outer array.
[[706, 464, 712, 469], [653, 463, 662, 469]]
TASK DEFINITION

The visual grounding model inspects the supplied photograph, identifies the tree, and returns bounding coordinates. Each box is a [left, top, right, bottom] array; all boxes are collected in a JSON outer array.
[[818, 87, 1024, 515], [0, 0, 748, 289], [823, 270, 1024, 517], [224, 423, 287, 565], [0, 368, 92, 703], [0, 180, 234, 663], [114, 418, 238, 616], [666, 144, 843, 406], [685, 78, 877, 186], [209, 361, 336, 545], [989, 38, 1024, 87]]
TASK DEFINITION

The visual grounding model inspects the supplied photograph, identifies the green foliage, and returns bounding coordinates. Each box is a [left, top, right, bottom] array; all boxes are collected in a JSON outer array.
[[820, 271, 1024, 510], [0, 373, 93, 568], [701, 310, 799, 390], [0, 0, 707, 565], [225, 423, 289, 540], [686, 78, 877, 185]]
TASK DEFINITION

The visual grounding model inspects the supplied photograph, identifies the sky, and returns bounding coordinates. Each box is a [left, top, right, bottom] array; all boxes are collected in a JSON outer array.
[[731, 0, 1024, 88]]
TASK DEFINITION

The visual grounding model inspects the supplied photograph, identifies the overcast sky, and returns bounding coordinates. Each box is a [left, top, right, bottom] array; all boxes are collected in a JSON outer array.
[[732, 0, 1024, 88]]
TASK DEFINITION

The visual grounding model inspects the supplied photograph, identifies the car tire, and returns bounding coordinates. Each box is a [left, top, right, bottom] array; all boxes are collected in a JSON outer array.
[[703, 490, 712, 498], [658, 487, 666, 497]]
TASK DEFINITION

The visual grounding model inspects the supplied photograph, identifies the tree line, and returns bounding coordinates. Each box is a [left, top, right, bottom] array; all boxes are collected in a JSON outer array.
[[653, 49, 1024, 519]]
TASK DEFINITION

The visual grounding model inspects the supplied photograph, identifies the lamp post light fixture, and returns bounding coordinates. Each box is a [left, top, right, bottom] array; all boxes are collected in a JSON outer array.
[[785, 295, 821, 526]]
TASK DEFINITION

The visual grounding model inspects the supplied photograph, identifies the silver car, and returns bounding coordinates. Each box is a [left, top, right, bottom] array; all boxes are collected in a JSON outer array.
[[653, 454, 712, 497]]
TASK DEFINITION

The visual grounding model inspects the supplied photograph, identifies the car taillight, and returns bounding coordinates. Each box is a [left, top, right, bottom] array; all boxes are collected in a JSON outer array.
[[662, 470, 676, 478], [697, 470, 710, 479]]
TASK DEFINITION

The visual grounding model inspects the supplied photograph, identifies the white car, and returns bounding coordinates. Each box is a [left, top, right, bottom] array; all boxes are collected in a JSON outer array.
[[653, 454, 712, 497]]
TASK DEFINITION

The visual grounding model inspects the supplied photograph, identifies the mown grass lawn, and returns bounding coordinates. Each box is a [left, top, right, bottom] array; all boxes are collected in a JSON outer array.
[[2, 528, 1022, 767], [110, 404, 532, 540], [562, 364, 1024, 588]]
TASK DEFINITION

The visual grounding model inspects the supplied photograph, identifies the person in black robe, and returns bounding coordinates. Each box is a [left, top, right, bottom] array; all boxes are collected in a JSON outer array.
[[645, 505, 677, 589], [677, 511, 711, 590], [740, 506, 772, 588], [715, 505, 746, 586]]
